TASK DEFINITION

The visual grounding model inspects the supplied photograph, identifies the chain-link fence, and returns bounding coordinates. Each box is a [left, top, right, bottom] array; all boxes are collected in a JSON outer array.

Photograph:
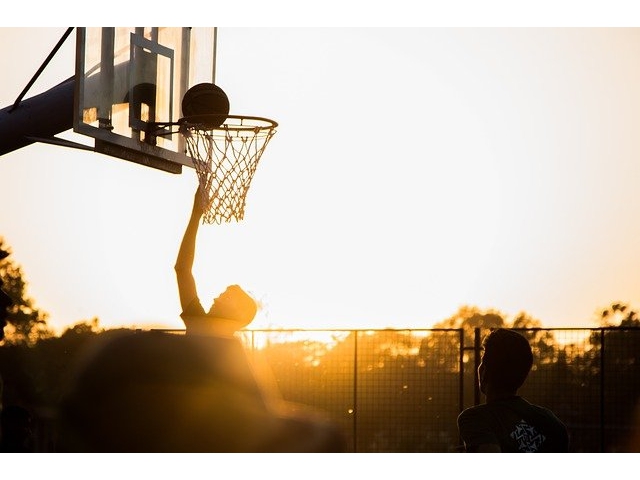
[[239, 327, 640, 452], [5, 326, 638, 452]]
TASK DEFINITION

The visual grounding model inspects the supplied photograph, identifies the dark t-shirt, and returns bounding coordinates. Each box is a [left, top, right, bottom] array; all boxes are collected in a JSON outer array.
[[457, 396, 569, 452]]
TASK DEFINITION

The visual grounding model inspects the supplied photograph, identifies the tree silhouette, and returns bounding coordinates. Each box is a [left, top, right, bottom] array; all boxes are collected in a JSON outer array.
[[598, 302, 639, 327], [429, 305, 505, 347], [0, 238, 52, 345]]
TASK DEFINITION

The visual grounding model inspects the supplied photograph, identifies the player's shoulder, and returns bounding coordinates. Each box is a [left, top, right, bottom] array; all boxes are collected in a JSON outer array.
[[180, 296, 206, 317], [457, 403, 492, 423], [459, 403, 491, 414]]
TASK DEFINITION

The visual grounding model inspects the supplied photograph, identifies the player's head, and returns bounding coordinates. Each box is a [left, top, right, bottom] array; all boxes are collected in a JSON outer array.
[[478, 328, 533, 394], [209, 284, 257, 328], [0, 247, 13, 341]]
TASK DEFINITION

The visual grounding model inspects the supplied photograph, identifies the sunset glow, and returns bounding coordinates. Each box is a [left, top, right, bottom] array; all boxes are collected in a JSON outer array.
[[1, 26, 640, 337]]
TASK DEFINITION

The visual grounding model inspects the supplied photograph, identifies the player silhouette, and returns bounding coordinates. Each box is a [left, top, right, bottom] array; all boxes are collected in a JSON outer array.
[[458, 328, 569, 452], [56, 187, 345, 452]]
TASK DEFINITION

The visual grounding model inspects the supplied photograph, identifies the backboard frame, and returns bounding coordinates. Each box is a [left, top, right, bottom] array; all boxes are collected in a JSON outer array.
[[73, 27, 217, 174]]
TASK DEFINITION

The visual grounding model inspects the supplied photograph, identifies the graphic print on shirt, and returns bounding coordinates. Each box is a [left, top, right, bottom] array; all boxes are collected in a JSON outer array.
[[510, 419, 546, 452]]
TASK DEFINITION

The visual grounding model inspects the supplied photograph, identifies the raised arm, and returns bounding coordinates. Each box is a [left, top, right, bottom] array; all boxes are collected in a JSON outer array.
[[174, 188, 205, 311]]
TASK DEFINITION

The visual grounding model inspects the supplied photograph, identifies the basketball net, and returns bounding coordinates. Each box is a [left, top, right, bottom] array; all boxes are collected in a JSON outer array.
[[181, 115, 277, 224]]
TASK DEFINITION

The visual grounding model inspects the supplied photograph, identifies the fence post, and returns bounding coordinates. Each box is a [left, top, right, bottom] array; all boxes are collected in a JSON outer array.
[[459, 328, 465, 414], [474, 328, 482, 406], [600, 328, 605, 452], [353, 329, 358, 453]]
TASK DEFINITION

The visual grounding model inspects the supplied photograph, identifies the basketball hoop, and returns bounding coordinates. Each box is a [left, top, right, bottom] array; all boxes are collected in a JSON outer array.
[[179, 114, 277, 224]]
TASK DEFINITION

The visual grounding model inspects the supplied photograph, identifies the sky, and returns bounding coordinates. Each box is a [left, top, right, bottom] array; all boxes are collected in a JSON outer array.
[[1, 16, 640, 336]]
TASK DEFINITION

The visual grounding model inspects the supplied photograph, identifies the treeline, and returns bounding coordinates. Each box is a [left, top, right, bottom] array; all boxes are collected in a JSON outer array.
[[3, 312, 640, 452]]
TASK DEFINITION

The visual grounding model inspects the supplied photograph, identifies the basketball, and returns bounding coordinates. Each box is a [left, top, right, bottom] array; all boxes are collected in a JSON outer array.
[[182, 83, 230, 128]]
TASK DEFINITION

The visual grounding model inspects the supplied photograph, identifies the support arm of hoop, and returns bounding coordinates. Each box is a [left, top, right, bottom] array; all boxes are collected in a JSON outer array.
[[174, 188, 205, 312], [145, 121, 183, 138]]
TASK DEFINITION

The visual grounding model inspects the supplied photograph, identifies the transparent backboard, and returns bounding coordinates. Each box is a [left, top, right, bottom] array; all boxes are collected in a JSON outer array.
[[74, 27, 216, 173]]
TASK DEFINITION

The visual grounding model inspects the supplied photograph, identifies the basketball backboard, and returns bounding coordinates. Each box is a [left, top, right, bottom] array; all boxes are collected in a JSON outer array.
[[74, 27, 216, 173]]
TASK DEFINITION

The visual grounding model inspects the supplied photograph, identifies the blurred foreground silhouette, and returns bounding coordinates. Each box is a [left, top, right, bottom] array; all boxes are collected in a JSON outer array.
[[57, 330, 346, 452]]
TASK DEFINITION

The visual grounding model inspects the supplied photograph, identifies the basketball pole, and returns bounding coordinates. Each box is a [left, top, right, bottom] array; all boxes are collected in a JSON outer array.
[[0, 28, 77, 158], [0, 77, 76, 157]]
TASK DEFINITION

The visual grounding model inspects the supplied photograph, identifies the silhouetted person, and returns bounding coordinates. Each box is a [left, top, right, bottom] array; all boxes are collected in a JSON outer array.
[[1, 405, 34, 452], [174, 187, 258, 338], [457, 328, 569, 452], [56, 187, 346, 453]]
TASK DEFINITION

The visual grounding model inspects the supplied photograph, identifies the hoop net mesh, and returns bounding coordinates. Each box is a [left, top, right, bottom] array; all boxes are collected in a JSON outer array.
[[182, 116, 277, 224]]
